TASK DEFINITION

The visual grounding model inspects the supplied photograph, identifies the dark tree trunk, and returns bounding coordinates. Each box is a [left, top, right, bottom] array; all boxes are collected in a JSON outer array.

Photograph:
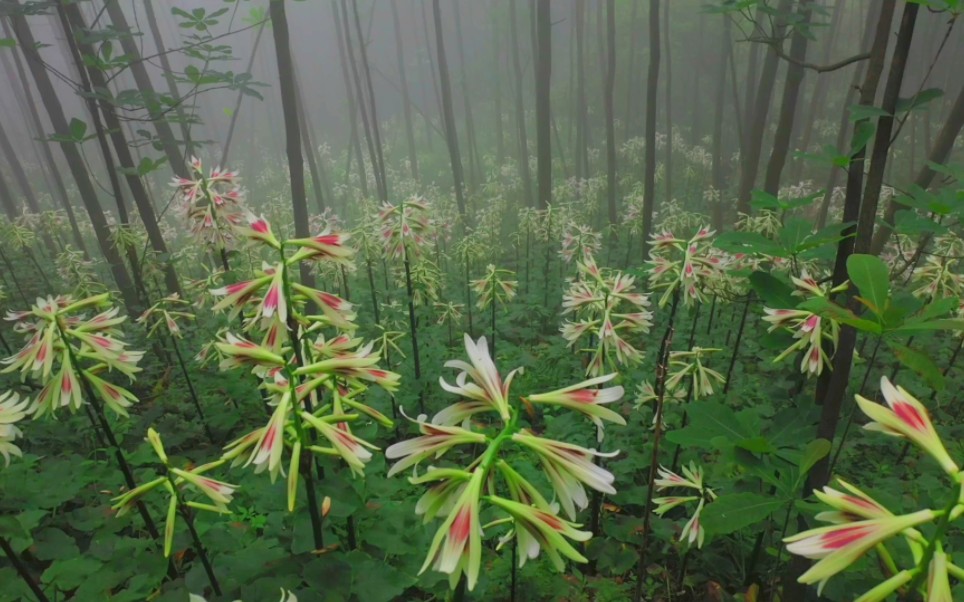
[[452, 0, 482, 192], [785, 8, 898, 594], [0, 119, 41, 214], [710, 16, 731, 231], [0, 163, 17, 219], [603, 0, 616, 223], [535, 0, 552, 211], [815, 1, 879, 229], [296, 73, 327, 214], [7, 6, 138, 311], [331, 0, 368, 200], [57, 3, 148, 305], [641, 0, 660, 259], [792, 0, 847, 181], [143, 0, 194, 156], [391, 2, 420, 181], [350, 0, 389, 202], [662, 0, 673, 205], [62, 2, 182, 298], [854, 2, 918, 254], [871, 82, 964, 254], [574, 0, 589, 181], [622, 0, 640, 140], [0, 19, 86, 255], [493, 6, 506, 169], [736, 0, 792, 213], [762, 0, 814, 195], [269, 0, 315, 288], [509, 0, 534, 207], [104, 1, 187, 178], [432, 0, 467, 217], [691, 13, 704, 144]]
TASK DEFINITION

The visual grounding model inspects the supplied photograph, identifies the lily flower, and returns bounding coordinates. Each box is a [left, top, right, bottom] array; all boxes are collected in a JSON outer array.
[[0, 391, 30, 466], [439, 334, 520, 421], [410, 467, 474, 523], [527, 373, 626, 431], [784, 509, 936, 594], [420, 469, 484, 590], [487, 495, 591, 570], [512, 431, 617, 519], [244, 393, 291, 482], [855, 377, 958, 475], [813, 479, 892, 524], [301, 411, 379, 477], [385, 416, 486, 477]]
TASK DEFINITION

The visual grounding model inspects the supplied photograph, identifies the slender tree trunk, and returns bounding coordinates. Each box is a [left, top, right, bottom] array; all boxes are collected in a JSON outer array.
[[872, 82, 964, 254], [0, 119, 41, 214], [815, 1, 879, 229], [143, 0, 194, 156], [603, 0, 617, 224], [294, 70, 326, 213], [641, 0, 660, 259], [574, 0, 589, 181], [691, 13, 704, 144], [269, 0, 315, 288], [493, 7, 506, 169], [792, 0, 846, 181], [104, 1, 187, 178], [622, 0, 640, 140], [762, 0, 814, 195], [222, 20, 267, 165], [0, 163, 17, 219], [391, 2, 419, 181], [62, 3, 182, 299], [785, 5, 898, 595], [509, 0, 534, 207], [535, 0, 552, 211], [737, 0, 792, 213], [7, 7, 138, 311], [432, 0, 467, 217], [452, 0, 482, 192], [662, 0, 673, 205], [331, 0, 368, 200], [711, 17, 731, 231], [0, 18, 86, 256], [350, 0, 389, 202]]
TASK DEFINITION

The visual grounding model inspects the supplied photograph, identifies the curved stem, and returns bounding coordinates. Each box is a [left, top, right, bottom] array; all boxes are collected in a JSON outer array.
[[0, 535, 49, 602]]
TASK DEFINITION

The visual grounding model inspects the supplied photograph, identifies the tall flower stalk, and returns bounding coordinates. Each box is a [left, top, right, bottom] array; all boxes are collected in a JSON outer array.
[[471, 264, 517, 354], [210, 213, 398, 551]]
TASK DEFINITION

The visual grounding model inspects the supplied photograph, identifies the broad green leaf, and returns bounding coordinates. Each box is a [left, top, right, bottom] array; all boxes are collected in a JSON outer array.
[[714, 231, 785, 257], [847, 254, 889, 315], [749, 272, 795, 308], [895, 318, 964, 333], [798, 297, 882, 333], [849, 120, 876, 156], [895, 88, 943, 113], [798, 439, 831, 477], [0, 38, 15, 48], [701, 493, 786, 535], [886, 340, 944, 390], [848, 103, 890, 122]]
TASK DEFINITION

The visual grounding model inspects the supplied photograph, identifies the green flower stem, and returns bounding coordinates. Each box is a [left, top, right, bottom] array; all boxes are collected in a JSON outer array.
[[163, 471, 222, 596], [54, 317, 161, 542], [278, 246, 326, 550]]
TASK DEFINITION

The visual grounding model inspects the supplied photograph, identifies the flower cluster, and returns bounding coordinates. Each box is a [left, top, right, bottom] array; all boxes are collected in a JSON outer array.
[[665, 347, 726, 400], [652, 463, 717, 549], [137, 294, 196, 339], [559, 223, 602, 264], [378, 196, 433, 260], [387, 335, 624, 591], [561, 256, 653, 377], [2, 294, 143, 417], [113, 428, 238, 557], [471, 264, 517, 310], [786, 377, 962, 599], [208, 212, 399, 513], [172, 156, 245, 250], [647, 226, 725, 307], [762, 272, 846, 376]]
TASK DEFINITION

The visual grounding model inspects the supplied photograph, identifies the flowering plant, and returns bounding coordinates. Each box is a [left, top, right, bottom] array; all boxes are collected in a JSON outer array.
[[786, 377, 963, 600], [387, 334, 625, 590], [647, 226, 724, 308]]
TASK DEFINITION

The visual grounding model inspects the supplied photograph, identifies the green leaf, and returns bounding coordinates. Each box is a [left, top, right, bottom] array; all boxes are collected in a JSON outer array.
[[886, 340, 944, 390], [847, 254, 889, 315], [798, 439, 831, 477], [895, 88, 943, 113], [68, 117, 87, 141], [714, 231, 785, 257], [798, 297, 882, 333], [0, 38, 15, 48], [849, 120, 876, 156], [848, 104, 890, 122], [664, 401, 766, 451], [895, 318, 964, 333], [701, 493, 786, 535], [749, 272, 795, 308]]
